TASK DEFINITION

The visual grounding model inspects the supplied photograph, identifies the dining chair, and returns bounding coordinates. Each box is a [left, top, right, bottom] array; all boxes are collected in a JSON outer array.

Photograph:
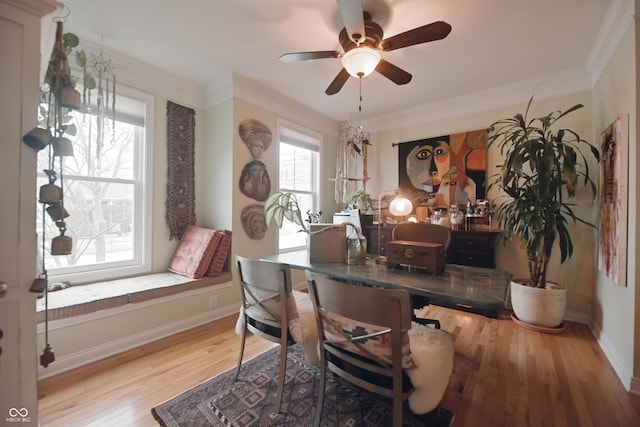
[[234, 255, 297, 413], [391, 222, 453, 328], [305, 270, 414, 427]]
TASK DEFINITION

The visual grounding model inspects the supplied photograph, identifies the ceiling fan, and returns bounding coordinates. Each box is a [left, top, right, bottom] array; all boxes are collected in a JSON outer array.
[[279, 0, 452, 95]]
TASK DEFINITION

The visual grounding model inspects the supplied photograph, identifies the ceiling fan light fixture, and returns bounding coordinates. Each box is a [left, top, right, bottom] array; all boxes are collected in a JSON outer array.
[[341, 47, 380, 78]]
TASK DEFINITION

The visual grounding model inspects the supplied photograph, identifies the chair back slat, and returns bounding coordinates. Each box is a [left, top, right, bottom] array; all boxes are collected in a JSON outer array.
[[306, 272, 412, 329], [237, 256, 292, 295], [237, 256, 293, 315]]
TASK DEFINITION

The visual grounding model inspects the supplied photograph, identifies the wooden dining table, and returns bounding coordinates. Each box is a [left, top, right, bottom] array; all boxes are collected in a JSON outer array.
[[262, 250, 513, 318]]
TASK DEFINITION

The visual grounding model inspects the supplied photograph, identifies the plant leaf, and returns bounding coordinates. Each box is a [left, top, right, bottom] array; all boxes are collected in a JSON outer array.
[[76, 50, 87, 68]]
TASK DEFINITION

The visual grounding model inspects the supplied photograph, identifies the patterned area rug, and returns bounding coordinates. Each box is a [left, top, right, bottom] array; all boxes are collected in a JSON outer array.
[[152, 344, 454, 426]]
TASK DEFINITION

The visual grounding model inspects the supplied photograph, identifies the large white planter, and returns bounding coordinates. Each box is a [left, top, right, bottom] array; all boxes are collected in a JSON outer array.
[[510, 280, 567, 329]]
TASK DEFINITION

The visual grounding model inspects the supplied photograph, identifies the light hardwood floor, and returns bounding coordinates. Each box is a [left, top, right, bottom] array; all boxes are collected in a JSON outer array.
[[38, 306, 640, 427]]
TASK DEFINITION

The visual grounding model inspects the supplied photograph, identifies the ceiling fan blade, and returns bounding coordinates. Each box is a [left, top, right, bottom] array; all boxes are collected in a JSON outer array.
[[381, 21, 452, 52], [325, 68, 351, 95], [375, 59, 412, 85], [279, 51, 341, 63], [336, 0, 366, 45]]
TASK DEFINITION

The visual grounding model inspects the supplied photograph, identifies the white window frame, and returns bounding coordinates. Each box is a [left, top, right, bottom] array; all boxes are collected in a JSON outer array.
[[277, 119, 321, 253], [40, 85, 154, 284]]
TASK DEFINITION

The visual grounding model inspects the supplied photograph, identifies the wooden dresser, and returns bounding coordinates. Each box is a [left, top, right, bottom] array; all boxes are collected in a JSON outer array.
[[366, 225, 500, 268], [452, 230, 501, 268], [366, 225, 395, 258]]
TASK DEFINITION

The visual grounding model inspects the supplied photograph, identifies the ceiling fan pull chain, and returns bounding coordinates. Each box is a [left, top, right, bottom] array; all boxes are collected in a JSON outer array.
[[358, 76, 363, 114]]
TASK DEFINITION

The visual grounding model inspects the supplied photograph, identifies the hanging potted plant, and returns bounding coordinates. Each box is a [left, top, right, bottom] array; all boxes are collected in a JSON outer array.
[[346, 189, 377, 213], [264, 192, 366, 264], [346, 188, 377, 231], [488, 97, 600, 330]]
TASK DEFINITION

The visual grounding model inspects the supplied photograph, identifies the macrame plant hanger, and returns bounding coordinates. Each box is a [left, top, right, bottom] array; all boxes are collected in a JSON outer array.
[[29, 9, 80, 368], [334, 77, 372, 205]]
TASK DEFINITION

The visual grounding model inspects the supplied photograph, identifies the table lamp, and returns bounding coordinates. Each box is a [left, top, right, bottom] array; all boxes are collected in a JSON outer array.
[[375, 190, 413, 263]]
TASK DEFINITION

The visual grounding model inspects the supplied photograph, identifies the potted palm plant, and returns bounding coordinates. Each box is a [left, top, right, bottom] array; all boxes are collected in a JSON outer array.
[[488, 97, 600, 330], [264, 192, 366, 264]]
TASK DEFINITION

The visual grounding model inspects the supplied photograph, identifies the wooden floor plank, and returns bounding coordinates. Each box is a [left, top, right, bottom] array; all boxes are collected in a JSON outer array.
[[38, 306, 640, 426]]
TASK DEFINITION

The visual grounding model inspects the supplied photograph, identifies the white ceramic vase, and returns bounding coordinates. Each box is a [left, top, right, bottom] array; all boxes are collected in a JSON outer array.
[[510, 280, 567, 328]]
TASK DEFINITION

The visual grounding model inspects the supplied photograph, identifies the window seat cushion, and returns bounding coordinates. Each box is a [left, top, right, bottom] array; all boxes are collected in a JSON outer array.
[[36, 271, 232, 323]]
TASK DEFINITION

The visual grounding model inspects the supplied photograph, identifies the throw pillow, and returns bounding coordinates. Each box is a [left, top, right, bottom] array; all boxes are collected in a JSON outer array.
[[168, 226, 219, 278], [206, 229, 231, 276]]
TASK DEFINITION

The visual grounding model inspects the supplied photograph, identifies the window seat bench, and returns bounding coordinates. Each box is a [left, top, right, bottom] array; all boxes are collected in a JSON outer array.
[[36, 271, 233, 323]]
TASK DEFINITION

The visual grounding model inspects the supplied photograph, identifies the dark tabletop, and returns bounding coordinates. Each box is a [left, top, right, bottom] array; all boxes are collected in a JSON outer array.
[[262, 250, 512, 311]]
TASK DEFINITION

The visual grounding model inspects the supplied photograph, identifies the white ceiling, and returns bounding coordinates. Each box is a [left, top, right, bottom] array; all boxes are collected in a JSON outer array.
[[60, 0, 622, 124]]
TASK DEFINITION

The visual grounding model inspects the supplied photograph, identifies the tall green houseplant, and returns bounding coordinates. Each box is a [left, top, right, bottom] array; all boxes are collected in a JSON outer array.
[[488, 98, 600, 289]]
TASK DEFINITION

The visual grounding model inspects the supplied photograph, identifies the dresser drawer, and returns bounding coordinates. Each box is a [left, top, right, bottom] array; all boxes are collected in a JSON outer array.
[[368, 243, 388, 256], [455, 234, 491, 252], [455, 250, 490, 267], [366, 226, 394, 255], [451, 230, 500, 268]]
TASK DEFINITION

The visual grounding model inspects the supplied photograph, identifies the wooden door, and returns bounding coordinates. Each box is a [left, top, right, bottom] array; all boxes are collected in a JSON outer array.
[[0, 1, 57, 424]]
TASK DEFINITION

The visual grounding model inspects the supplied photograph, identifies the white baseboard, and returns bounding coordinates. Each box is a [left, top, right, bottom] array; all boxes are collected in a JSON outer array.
[[630, 376, 640, 395], [37, 303, 238, 380], [564, 308, 590, 325], [589, 321, 635, 393]]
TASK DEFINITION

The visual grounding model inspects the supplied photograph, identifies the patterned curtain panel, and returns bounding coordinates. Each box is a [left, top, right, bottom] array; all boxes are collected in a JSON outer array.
[[166, 101, 196, 240]]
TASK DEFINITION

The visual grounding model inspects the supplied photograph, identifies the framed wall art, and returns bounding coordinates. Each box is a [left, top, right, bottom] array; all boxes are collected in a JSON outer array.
[[396, 129, 487, 212], [599, 114, 629, 286]]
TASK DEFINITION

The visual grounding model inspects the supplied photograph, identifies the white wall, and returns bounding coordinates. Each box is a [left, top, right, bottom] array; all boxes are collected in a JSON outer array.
[[227, 77, 341, 288], [36, 66, 342, 377], [370, 92, 598, 323], [592, 18, 638, 392], [36, 70, 223, 376], [34, 8, 639, 391]]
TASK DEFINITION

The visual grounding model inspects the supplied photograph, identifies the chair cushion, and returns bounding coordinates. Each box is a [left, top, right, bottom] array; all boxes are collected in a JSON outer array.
[[325, 345, 413, 393], [168, 226, 219, 278], [288, 291, 320, 363], [321, 310, 412, 368], [235, 290, 320, 363], [406, 323, 454, 414]]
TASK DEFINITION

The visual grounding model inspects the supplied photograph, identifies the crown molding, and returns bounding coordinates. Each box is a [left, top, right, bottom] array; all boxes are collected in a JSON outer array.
[[78, 40, 206, 109], [205, 72, 339, 137], [74, 0, 633, 133], [1, 0, 60, 16], [368, 0, 635, 134], [203, 73, 234, 109], [586, 0, 634, 82], [205, 0, 633, 136], [365, 65, 593, 133]]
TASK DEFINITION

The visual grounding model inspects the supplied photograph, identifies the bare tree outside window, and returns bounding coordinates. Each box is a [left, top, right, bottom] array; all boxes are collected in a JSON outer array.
[[36, 95, 147, 280]]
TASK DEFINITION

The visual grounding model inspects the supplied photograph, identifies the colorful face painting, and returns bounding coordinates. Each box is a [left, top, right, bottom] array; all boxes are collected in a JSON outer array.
[[398, 130, 487, 209]]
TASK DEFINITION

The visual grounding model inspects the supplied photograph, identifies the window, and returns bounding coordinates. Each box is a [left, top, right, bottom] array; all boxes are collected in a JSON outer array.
[[278, 124, 320, 252], [37, 87, 153, 284]]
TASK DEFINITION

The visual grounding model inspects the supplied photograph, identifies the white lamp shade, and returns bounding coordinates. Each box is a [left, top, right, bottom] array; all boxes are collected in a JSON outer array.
[[341, 47, 381, 78], [389, 197, 413, 216]]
